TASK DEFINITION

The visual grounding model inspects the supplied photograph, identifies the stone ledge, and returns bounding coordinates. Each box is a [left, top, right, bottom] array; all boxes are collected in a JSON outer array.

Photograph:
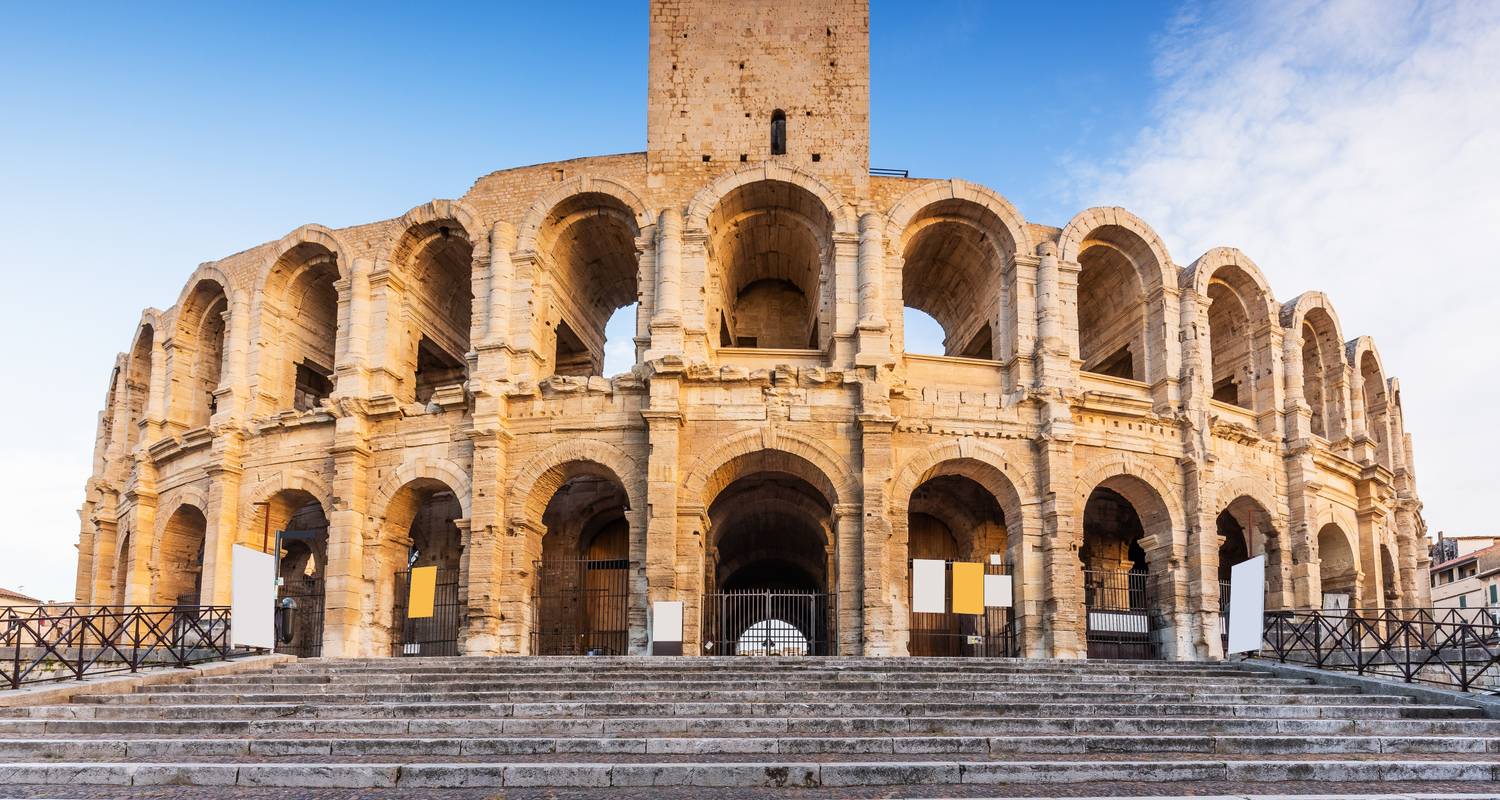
[[1247, 658, 1500, 720], [0, 654, 290, 708]]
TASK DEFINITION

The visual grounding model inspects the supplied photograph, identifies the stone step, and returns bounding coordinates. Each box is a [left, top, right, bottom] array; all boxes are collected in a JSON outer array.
[[4, 714, 1496, 738], [1, 758, 1496, 788], [5, 699, 1465, 721], [4, 733, 1498, 760], [91, 688, 1375, 706]]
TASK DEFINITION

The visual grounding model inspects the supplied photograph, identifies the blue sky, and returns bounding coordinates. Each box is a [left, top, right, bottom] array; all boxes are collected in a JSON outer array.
[[3, 1, 1495, 601]]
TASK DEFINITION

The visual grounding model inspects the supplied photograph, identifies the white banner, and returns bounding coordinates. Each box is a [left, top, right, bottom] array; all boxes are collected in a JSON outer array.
[[230, 544, 276, 650], [983, 574, 1013, 608], [650, 600, 683, 643], [912, 559, 945, 613], [1226, 555, 1266, 655]]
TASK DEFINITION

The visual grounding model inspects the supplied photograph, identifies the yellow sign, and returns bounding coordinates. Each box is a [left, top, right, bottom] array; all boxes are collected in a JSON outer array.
[[408, 565, 437, 619], [951, 561, 984, 615]]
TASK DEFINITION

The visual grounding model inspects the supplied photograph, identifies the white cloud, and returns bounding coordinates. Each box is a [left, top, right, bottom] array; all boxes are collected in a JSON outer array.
[[1072, 0, 1500, 538]]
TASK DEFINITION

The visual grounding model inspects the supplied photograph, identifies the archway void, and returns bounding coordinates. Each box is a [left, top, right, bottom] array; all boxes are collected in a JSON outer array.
[[535, 467, 631, 655], [539, 193, 641, 377]]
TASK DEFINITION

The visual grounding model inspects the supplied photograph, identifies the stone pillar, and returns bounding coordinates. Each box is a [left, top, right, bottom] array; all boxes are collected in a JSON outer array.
[[145, 328, 169, 443], [199, 435, 244, 606], [1010, 496, 1048, 657], [335, 257, 374, 399], [364, 264, 406, 400], [854, 213, 890, 366], [643, 370, 686, 650], [652, 209, 683, 327], [1007, 253, 1040, 396], [1036, 404, 1082, 658], [830, 229, 861, 365], [833, 503, 863, 655], [857, 412, 895, 655], [1033, 243, 1070, 388], [1181, 467, 1220, 660], [462, 427, 508, 654], [323, 416, 372, 657]]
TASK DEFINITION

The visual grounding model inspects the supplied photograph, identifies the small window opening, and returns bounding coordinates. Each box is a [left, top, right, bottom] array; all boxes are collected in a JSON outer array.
[[553, 320, 593, 377], [1212, 376, 1241, 406], [770, 109, 787, 155], [294, 360, 334, 411], [810, 153, 821, 163], [414, 336, 465, 404], [1092, 346, 1135, 380], [701, 154, 711, 162], [740, 154, 748, 162]]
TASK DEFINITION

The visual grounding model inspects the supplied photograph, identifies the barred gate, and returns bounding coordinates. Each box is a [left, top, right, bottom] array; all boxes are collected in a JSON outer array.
[[532, 558, 631, 655], [908, 560, 1016, 657], [703, 590, 833, 656], [391, 567, 461, 657], [1084, 568, 1159, 659], [274, 576, 324, 658], [1218, 579, 1231, 655]]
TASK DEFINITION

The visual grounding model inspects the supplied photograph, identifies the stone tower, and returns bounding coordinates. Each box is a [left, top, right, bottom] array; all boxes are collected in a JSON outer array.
[[646, 0, 870, 197]]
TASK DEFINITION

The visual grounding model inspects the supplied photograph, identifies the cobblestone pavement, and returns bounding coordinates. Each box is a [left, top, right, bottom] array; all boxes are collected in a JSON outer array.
[[3, 780, 1499, 799]]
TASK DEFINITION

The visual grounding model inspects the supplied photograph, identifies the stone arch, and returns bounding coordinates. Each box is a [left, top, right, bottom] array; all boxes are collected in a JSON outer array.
[[1211, 487, 1288, 607], [682, 428, 856, 511], [516, 181, 650, 378], [1282, 292, 1350, 440], [1315, 520, 1360, 601], [1348, 336, 1393, 468], [514, 176, 654, 253], [254, 226, 348, 413], [889, 439, 1033, 524], [1073, 454, 1181, 535], [370, 458, 473, 526], [1060, 208, 1176, 384], [243, 469, 336, 538], [379, 200, 483, 403], [169, 276, 232, 428], [685, 163, 857, 233], [121, 319, 158, 452], [509, 439, 643, 526], [886, 182, 1030, 361], [1183, 248, 1279, 412], [150, 497, 208, 606]]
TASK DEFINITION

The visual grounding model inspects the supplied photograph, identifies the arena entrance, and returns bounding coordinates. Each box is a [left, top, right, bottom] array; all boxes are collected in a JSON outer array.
[[532, 469, 632, 655], [375, 480, 464, 657], [906, 474, 1015, 657], [252, 490, 329, 658], [1080, 481, 1167, 660], [702, 464, 836, 656]]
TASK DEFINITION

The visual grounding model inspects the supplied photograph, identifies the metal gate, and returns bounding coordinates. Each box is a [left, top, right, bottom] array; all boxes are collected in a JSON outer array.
[[1084, 568, 1159, 659], [908, 560, 1017, 657], [703, 589, 833, 656], [391, 567, 461, 657], [532, 558, 631, 655], [1218, 579, 1231, 655], [274, 575, 324, 658]]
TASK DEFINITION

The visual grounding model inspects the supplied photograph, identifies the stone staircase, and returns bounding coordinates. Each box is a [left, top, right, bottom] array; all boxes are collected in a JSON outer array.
[[1, 656, 1498, 795]]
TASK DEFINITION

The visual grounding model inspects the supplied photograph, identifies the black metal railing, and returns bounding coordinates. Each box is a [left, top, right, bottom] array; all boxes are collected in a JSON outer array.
[[1084, 568, 1159, 660], [391, 568, 462, 657], [275, 576, 324, 658], [908, 560, 1017, 657], [532, 558, 632, 655], [1219, 579, 1231, 654], [1, 604, 247, 690], [703, 589, 834, 656], [870, 167, 910, 178], [1262, 607, 1500, 693]]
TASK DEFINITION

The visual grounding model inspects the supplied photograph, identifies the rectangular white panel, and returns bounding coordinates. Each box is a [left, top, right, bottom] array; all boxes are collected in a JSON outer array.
[[1226, 555, 1267, 655], [983, 574, 1013, 608], [650, 600, 683, 643], [1322, 592, 1350, 611], [912, 559, 946, 614], [230, 544, 276, 650]]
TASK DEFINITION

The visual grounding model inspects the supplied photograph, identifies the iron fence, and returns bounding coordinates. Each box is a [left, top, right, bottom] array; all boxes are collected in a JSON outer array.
[[908, 560, 1016, 657], [275, 576, 324, 658], [391, 568, 462, 657], [1, 604, 246, 689], [532, 558, 632, 655], [1262, 606, 1500, 693], [1084, 568, 1159, 659], [1219, 579, 1231, 654], [703, 589, 834, 656]]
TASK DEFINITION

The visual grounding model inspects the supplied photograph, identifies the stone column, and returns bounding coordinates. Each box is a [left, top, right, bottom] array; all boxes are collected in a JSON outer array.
[[462, 427, 508, 654], [364, 264, 406, 400], [643, 369, 685, 650], [1036, 404, 1082, 658], [335, 257, 374, 399], [833, 503, 863, 655], [857, 412, 895, 655], [322, 415, 372, 657], [854, 213, 891, 366], [1033, 243, 1070, 388]]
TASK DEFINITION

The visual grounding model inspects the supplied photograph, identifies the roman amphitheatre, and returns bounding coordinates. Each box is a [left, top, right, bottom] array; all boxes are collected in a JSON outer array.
[[73, 0, 1427, 663]]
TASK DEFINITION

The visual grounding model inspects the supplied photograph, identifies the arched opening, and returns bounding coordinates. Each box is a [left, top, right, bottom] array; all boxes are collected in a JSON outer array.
[[175, 281, 229, 428], [708, 180, 831, 351], [533, 464, 632, 655], [111, 531, 133, 607], [1076, 234, 1146, 381], [124, 326, 154, 451], [1206, 280, 1252, 407], [372, 479, 464, 656], [1380, 544, 1400, 610], [770, 109, 787, 156], [266, 243, 339, 412], [899, 199, 1013, 360], [1359, 351, 1390, 467], [1317, 523, 1357, 606], [154, 505, 207, 606], [1081, 477, 1171, 659], [393, 222, 473, 404], [704, 452, 836, 655], [537, 193, 641, 377], [906, 474, 1010, 656], [247, 490, 330, 658]]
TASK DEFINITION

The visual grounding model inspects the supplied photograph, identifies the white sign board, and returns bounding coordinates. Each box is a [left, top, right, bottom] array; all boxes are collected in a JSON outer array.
[[911, 559, 946, 613], [1322, 592, 1350, 611], [1226, 555, 1266, 655], [650, 600, 683, 644], [230, 544, 276, 649], [983, 574, 1013, 608]]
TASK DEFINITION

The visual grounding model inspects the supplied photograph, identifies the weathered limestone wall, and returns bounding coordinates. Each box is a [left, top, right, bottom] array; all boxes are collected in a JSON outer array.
[[72, 0, 1427, 661]]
